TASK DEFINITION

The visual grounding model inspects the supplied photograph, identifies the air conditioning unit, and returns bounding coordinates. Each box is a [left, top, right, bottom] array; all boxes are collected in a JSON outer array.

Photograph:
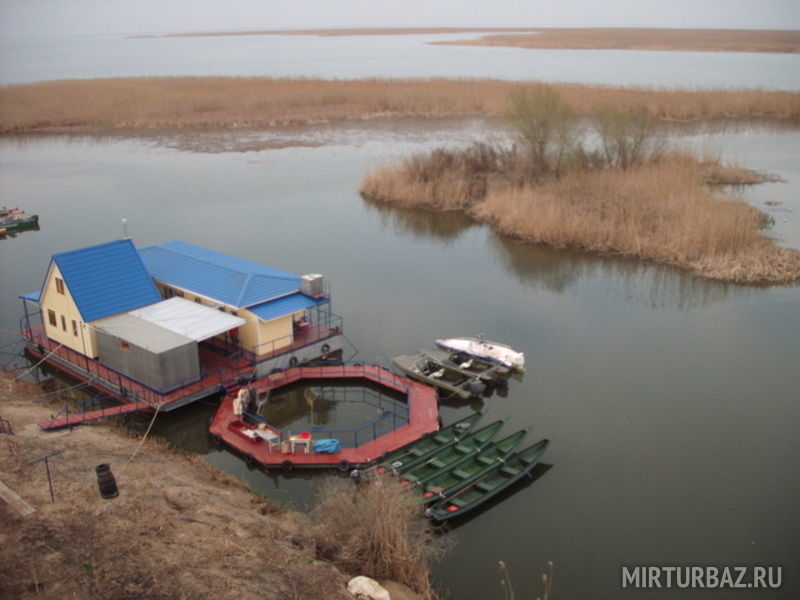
[[300, 274, 325, 298]]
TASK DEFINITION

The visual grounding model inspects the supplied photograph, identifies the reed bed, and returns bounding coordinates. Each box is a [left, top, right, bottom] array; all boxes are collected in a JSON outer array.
[[1, 77, 798, 133], [436, 28, 800, 54], [310, 476, 446, 600], [361, 150, 800, 284]]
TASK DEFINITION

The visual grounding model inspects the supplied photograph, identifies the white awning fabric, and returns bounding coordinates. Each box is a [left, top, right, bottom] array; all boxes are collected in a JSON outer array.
[[129, 297, 245, 342]]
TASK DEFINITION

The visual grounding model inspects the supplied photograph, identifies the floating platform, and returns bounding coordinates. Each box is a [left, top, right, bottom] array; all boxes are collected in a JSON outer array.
[[22, 324, 344, 429], [208, 364, 440, 470]]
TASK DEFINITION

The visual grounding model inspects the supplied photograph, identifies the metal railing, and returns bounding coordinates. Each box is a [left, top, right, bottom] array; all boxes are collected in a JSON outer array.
[[238, 361, 413, 449], [251, 315, 344, 362]]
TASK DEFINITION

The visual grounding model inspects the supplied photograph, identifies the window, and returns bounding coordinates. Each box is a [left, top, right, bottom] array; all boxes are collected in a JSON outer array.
[[48, 310, 57, 327], [194, 297, 202, 304], [72, 320, 78, 336], [60, 315, 67, 331], [55, 277, 65, 294]]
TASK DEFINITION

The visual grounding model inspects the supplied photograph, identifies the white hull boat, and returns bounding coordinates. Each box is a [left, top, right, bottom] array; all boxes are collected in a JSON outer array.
[[435, 337, 525, 371]]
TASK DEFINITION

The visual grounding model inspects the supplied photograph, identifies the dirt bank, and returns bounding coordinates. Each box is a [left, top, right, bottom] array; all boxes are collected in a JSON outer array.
[[0, 371, 364, 600]]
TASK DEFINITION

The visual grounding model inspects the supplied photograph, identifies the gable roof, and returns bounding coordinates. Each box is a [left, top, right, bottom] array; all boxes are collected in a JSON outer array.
[[138, 241, 300, 308], [48, 239, 162, 323]]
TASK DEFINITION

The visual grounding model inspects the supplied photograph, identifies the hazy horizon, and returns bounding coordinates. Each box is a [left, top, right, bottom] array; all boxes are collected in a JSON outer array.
[[2, 0, 799, 41]]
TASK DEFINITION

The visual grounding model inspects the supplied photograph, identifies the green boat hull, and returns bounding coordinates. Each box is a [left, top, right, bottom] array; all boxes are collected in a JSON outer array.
[[419, 427, 530, 503], [392, 354, 474, 400], [426, 438, 551, 522], [399, 418, 507, 481], [370, 412, 482, 474]]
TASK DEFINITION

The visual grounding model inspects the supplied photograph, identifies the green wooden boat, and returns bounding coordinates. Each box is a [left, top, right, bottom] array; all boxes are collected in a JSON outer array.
[[418, 427, 530, 503], [398, 418, 507, 482], [370, 412, 482, 475], [425, 438, 550, 522]]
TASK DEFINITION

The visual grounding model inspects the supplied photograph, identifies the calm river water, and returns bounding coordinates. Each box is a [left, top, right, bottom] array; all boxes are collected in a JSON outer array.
[[1, 28, 799, 600], [1, 118, 798, 599], [2, 31, 800, 89]]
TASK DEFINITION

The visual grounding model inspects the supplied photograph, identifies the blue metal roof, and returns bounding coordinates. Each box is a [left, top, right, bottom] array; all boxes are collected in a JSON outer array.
[[49, 239, 162, 322], [20, 291, 41, 302], [138, 241, 301, 308], [248, 293, 325, 322]]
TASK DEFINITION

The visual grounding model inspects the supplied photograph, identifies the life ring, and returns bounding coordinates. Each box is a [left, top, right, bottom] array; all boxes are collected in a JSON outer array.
[[337, 460, 351, 472], [321, 343, 331, 353], [289, 356, 298, 366], [281, 460, 293, 472], [244, 453, 255, 465]]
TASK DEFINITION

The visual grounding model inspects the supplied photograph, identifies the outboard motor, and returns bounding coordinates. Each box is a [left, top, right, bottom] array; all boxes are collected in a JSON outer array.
[[468, 379, 486, 397]]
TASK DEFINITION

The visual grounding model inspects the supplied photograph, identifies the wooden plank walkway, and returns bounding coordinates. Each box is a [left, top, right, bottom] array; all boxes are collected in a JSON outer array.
[[37, 401, 151, 431], [0, 479, 36, 516], [209, 364, 440, 469]]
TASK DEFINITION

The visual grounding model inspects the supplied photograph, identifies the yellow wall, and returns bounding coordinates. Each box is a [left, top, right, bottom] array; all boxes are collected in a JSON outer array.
[[255, 313, 293, 354], [39, 263, 97, 357]]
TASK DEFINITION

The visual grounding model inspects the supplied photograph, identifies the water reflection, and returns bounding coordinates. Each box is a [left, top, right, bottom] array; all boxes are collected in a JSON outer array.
[[488, 232, 748, 309], [362, 198, 475, 243]]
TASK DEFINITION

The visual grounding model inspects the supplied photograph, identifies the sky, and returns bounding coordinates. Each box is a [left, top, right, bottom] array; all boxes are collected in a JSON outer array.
[[1, 0, 799, 40]]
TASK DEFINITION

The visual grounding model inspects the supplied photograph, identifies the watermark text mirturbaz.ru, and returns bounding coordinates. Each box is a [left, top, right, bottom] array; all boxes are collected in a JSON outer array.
[[622, 566, 782, 590]]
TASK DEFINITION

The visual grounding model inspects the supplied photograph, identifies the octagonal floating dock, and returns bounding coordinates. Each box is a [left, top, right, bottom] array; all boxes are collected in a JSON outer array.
[[209, 363, 440, 469]]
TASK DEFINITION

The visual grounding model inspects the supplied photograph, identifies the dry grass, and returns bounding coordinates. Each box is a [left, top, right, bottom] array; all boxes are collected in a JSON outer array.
[[436, 28, 800, 54], [310, 476, 446, 600], [1, 77, 799, 134], [0, 371, 353, 600], [361, 149, 800, 284]]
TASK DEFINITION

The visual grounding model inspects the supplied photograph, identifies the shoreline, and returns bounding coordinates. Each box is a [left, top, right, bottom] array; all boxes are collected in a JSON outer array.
[[0, 372, 425, 600], [2, 77, 799, 135], [128, 27, 800, 54]]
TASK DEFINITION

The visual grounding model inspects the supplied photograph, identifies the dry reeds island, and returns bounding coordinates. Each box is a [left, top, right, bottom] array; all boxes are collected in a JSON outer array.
[[435, 28, 800, 54], [1, 77, 799, 134], [139, 27, 800, 54], [361, 87, 800, 285]]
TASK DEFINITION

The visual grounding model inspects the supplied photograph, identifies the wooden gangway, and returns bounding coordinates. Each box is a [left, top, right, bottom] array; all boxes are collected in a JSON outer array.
[[37, 401, 152, 431]]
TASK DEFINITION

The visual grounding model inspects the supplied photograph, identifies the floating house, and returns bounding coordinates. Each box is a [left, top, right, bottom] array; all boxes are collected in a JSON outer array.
[[20, 239, 343, 417]]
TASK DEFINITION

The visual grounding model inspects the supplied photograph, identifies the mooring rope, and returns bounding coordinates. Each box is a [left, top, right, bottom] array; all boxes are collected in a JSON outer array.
[[119, 402, 162, 474], [14, 342, 63, 381]]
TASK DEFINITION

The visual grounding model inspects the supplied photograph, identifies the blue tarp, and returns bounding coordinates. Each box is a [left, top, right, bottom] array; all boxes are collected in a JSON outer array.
[[314, 438, 341, 454]]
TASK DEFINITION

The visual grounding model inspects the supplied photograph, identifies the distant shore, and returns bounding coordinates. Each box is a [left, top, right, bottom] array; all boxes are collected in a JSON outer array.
[[130, 27, 800, 54], [1, 77, 798, 134]]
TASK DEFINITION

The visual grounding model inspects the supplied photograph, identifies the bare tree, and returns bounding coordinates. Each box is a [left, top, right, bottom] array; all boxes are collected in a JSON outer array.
[[593, 107, 665, 169], [505, 85, 577, 178]]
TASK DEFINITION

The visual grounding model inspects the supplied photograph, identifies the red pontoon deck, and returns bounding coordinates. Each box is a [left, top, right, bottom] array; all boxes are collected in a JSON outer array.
[[209, 364, 440, 469]]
